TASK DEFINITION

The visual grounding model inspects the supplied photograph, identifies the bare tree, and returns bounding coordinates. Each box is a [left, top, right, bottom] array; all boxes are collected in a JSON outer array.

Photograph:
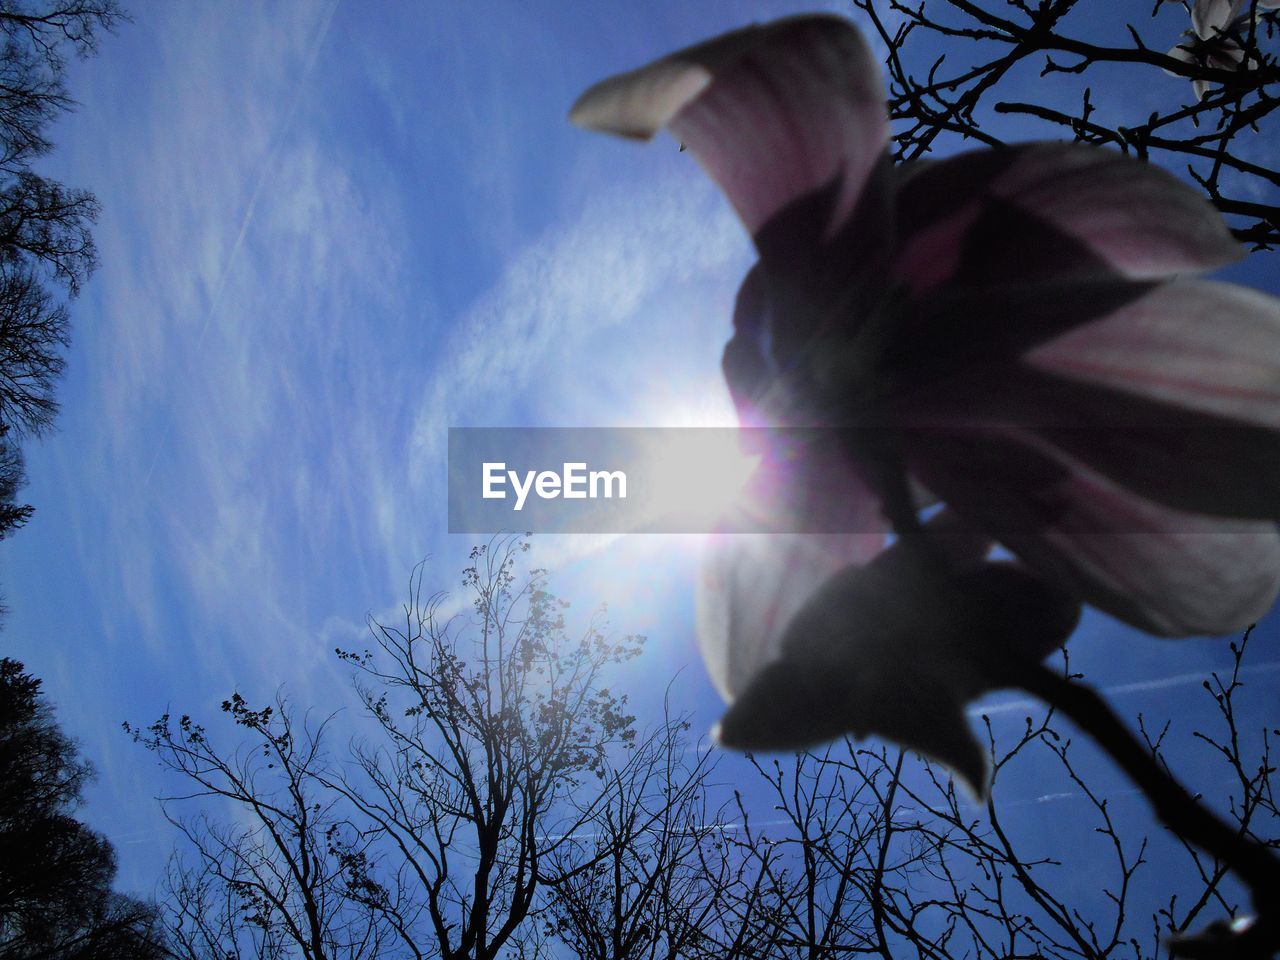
[[724, 747, 928, 959], [139, 538, 658, 960], [330, 539, 644, 960], [854, 0, 1280, 247], [129, 694, 383, 960], [0, 269, 66, 443], [0, 0, 122, 544], [139, 536, 1279, 959], [718, 633, 1278, 959], [0, 424, 32, 539], [541, 703, 769, 960]]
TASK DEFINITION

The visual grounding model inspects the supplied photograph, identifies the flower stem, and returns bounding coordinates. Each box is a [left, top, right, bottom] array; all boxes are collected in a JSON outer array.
[[1016, 662, 1280, 951]]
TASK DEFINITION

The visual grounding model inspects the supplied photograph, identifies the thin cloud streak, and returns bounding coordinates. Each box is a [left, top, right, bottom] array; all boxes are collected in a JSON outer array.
[[141, 0, 341, 489]]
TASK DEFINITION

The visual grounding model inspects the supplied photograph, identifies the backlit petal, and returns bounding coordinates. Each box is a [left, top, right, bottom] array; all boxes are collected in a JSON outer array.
[[905, 425, 1280, 636], [888, 277, 1280, 518], [903, 362, 1280, 520], [1029, 280, 1280, 429], [698, 431, 888, 700], [572, 16, 888, 239], [893, 144, 1241, 295]]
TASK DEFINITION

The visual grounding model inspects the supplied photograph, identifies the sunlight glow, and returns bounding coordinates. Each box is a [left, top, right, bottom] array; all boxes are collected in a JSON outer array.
[[626, 385, 760, 534], [635, 426, 760, 532]]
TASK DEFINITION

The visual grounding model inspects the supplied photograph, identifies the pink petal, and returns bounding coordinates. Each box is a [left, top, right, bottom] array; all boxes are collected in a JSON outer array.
[[1011, 280, 1280, 517], [575, 18, 895, 400], [904, 425, 1280, 636], [905, 362, 1280, 520], [698, 452, 887, 700], [888, 279, 1280, 511], [696, 417, 896, 701], [696, 435, 896, 701], [892, 277, 1280, 520], [893, 144, 1242, 295], [571, 16, 888, 240], [1028, 280, 1280, 430]]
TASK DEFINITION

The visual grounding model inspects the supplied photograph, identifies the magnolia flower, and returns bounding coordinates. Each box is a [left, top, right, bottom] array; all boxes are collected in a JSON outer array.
[[1165, 34, 1246, 99], [1165, 0, 1278, 98], [572, 16, 1280, 778]]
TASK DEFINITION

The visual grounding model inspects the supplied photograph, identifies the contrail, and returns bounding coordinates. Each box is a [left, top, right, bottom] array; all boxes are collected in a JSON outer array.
[[143, 0, 342, 489]]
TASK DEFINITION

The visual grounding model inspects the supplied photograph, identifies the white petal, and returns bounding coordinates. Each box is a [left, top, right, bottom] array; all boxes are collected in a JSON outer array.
[[1163, 41, 1198, 77], [1193, 0, 1245, 37]]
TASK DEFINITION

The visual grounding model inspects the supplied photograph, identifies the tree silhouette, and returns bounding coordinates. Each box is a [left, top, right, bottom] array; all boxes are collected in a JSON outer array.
[[0, 0, 123, 538], [855, 0, 1280, 247], [139, 692, 384, 960], [0, 656, 166, 960], [541, 704, 770, 960], [688, 635, 1274, 960], [0, 425, 32, 540], [139, 543, 1279, 959], [134, 538, 657, 960]]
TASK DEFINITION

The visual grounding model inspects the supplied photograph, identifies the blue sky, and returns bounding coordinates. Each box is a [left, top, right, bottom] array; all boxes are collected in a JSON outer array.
[[0, 0, 1277, 917]]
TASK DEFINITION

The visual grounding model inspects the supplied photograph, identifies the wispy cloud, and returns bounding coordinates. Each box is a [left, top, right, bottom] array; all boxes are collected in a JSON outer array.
[[56, 2, 415, 717], [403, 169, 751, 589], [409, 176, 747, 476]]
